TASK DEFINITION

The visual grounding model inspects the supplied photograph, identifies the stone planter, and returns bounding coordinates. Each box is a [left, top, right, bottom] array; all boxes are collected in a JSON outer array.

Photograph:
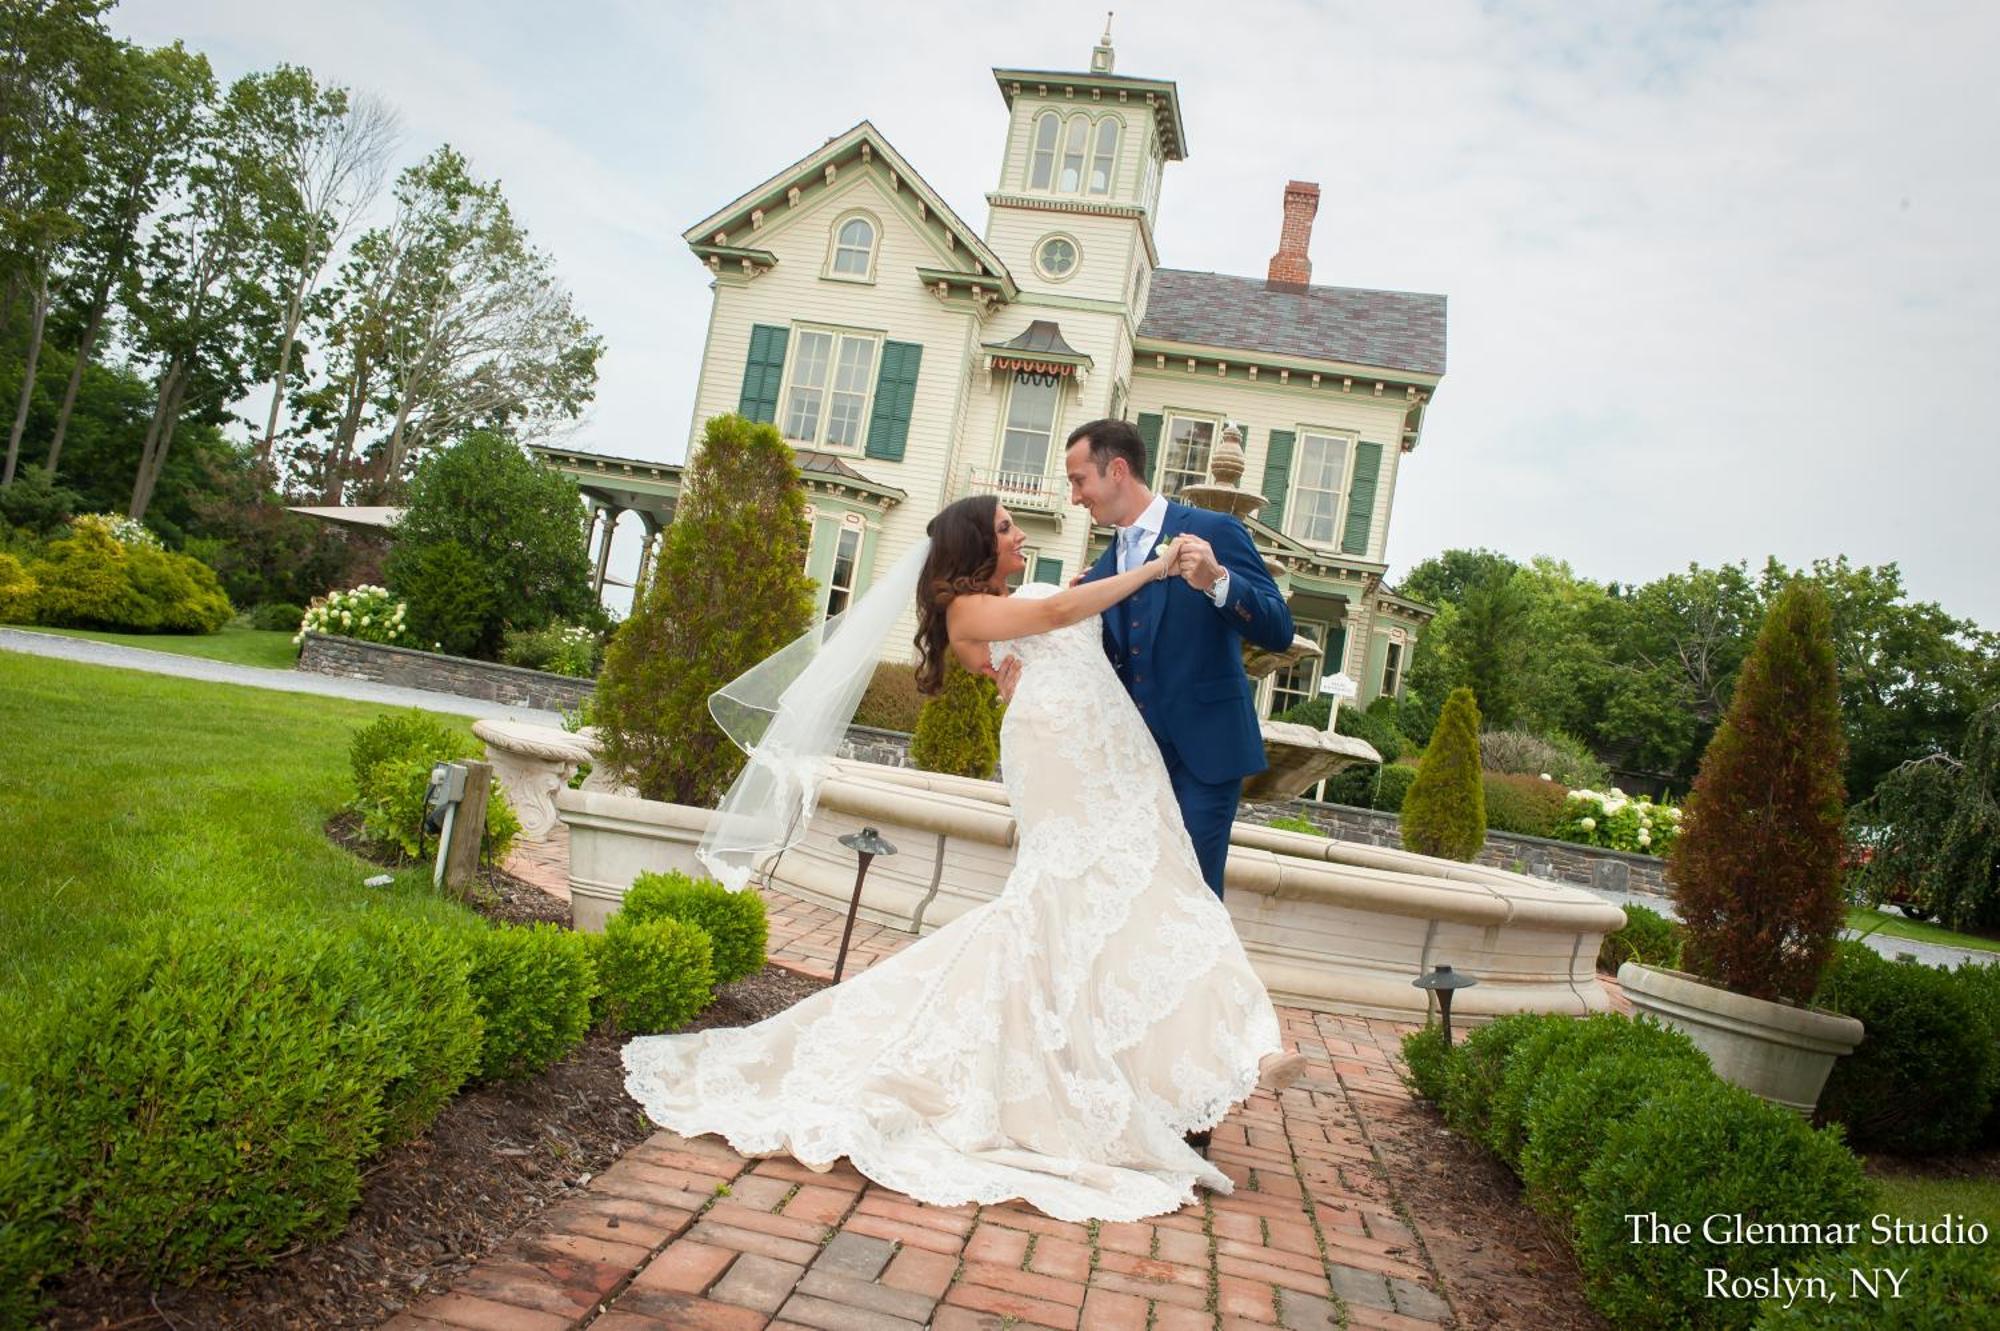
[[1617, 962, 1865, 1116], [556, 786, 711, 932]]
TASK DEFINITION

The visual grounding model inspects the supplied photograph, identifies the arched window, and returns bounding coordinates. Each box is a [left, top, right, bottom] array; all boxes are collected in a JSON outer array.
[[1088, 117, 1119, 195], [1058, 115, 1089, 193], [830, 216, 875, 277], [1028, 111, 1059, 190]]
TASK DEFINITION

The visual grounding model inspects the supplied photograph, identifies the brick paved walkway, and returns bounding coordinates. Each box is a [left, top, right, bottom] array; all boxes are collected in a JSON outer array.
[[384, 843, 1626, 1331]]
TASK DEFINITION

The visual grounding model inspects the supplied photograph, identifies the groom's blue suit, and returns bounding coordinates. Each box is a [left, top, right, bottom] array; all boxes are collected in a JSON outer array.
[[1088, 501, 1295, 898]]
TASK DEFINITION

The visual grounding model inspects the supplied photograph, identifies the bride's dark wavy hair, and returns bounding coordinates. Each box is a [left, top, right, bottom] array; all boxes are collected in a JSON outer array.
[[913, 493, 1000, 695]]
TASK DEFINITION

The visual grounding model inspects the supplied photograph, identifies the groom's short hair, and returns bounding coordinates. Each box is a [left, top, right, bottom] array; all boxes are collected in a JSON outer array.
[[1067, 417, 1146, 480]]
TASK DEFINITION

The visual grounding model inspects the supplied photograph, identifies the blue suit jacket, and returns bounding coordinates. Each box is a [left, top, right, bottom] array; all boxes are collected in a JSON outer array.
[[1088, 501, 1295, 785]]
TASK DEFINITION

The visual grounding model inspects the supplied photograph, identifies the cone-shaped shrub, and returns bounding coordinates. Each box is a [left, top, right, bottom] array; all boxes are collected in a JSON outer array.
[[1401, 686, 1486, 860], [910, 659, 1000, 779], [594, 414, 816, 806], [1667, 579, 1847, 1005]]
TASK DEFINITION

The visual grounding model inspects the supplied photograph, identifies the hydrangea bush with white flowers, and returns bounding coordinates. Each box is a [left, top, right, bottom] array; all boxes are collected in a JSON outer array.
[[1552, 787, 1682, 857], [70, 512, 161, 550], [295, 585, 413, 647]]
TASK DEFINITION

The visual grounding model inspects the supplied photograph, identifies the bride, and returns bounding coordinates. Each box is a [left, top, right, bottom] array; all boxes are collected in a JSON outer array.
[[621, 494, 1305, 1223]]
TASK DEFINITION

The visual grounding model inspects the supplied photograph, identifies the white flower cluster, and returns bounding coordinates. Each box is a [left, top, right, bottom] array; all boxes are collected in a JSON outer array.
[[71, 512, 161, 550], [295, 584, 410, 646], [1562, 787, 1682, 855]]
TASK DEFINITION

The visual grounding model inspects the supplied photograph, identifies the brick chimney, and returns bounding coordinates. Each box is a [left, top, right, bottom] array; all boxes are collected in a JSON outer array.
[[1267, 180, 1320, 286]]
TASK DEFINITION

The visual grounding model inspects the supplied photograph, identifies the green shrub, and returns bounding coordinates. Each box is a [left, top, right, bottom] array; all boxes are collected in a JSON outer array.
[[387, 537, 495, 658], [620, 871, 768, 985], [1265, 813, 1323, 836], [1401, 687, 1487, 860], [467, 924, 596, 1081], [0, 463, 77, 537], [855, 659, 925, 732], [1276, 695, 1411, 765], [1481, 771, 1570, 838], [350, 710, 466, 792], [1951, 958, 2000, 1145], [1398, 1023, 1456, 1103], [27, 522, 231, 633], [388, 430, 597, 660], [1750, 1238, 2000, 1329], [0, 1072, 67, 1327], [911, 659, 1001, 778], [595, 414, 816, 805], [1814, 943, 1998, 1155], [358, 755, 518, 864], [1439, 1012, 1560, 1140], [250, 600, 305, 632], [1480, 727, 1610, 789], [1373, 761, 1419, 812], [1484, 1016, 1599, 1169], [596, 915, 716, 1034], [1573, 1076, 1872, 1330], [1669, 580, 1848, 1006], [13, 918, 400, 1283], [1519, 1038, 1709, 1229], [501, 622, 602, 677], [335, 917, 483, 1148], [1598, 903, 1683, 973], [0, 552, 35, 623]]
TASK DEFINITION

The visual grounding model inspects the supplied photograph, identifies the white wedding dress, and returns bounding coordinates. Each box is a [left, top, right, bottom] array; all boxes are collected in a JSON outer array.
[[621, 582, 1287, 1222]]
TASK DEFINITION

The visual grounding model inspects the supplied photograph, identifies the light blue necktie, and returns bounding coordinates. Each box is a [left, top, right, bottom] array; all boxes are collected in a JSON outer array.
[[1118, 525, 1148, 574]]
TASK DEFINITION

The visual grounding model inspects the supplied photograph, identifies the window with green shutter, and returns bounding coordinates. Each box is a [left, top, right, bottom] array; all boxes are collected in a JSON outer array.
[[1342, 442, 1383, 556], [738, 324, 788, 423], [1260, 429, 1295, 531], [1032, 556, 1063, 584], [865, 340, 923, 461], [1134, 412, 1162, 479]]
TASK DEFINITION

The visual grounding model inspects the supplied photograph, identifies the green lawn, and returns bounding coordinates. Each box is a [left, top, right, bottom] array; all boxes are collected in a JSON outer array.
[[0, 651, 475, 1029], [1870, 1171, 2000, 1231], [10, 621, 303, 670], [1847, 907, 2000, 957]]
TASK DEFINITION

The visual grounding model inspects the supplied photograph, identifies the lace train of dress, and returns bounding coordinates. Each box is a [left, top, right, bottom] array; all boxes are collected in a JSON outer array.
[[621, 583, 1288, 1222]]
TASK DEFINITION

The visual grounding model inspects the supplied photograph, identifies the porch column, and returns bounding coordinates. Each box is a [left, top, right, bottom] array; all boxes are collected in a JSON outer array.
[[591, 504, 624, 596]]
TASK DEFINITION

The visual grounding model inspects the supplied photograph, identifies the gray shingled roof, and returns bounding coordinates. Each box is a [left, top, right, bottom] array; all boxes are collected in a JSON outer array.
[[1138, 270, 1446, 377]]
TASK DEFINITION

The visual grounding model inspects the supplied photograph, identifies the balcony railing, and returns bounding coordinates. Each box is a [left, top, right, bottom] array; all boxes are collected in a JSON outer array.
[[963, 465, 1068, 512]]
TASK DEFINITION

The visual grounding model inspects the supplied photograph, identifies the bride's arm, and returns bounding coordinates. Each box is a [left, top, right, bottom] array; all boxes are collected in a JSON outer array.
[[946, 539, 1180, 644]]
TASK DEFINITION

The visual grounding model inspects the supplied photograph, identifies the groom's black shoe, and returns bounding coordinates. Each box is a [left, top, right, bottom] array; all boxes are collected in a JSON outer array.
[[1184, 1129, 1211, 1156]]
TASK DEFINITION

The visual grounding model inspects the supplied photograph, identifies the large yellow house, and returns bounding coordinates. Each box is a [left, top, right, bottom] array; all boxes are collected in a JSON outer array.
[[540, 30, 1444, 713]]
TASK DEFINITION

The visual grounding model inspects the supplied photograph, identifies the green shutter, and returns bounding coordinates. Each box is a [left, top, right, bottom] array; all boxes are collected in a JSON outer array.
[[865, 340, 923, 461], [1260, 429, 1296, 532], [1325, 623, 1349, 678], [1135, 412, 1163, 481], [1342, 441, 1382, 556], [1032, 556, 1062, 584], [738, 324, 788, 423]]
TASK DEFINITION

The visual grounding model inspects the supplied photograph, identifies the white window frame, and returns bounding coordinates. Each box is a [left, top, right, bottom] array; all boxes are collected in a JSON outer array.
[[1057, 113, 1090, 193], [1285, 426, 1358, 547], [996, 370, 1065, 484], [1157, 410, 1220, 499], [1087, 116, 1120, 195], [823, 211, 879, 284], [1264, 620, 1327, 719], [823, 516, 865, 617], [1005, 543, 1041, 591], [1034, 232, 1081, 283], [779, 323, 882, 453], [1382, 635, 1406, 697], [1028, 110, 1059, 190]]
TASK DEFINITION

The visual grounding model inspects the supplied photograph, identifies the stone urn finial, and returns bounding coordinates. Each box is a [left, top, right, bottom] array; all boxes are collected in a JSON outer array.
[[1210, 422, 1247, 489]]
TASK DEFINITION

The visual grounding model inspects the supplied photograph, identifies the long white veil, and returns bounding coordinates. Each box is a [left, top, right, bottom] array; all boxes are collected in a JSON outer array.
[[697, 538, 932, 891]]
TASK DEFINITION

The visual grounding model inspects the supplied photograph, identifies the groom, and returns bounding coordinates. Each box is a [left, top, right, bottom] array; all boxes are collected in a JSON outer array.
[[1051, 417, 1296, 900]]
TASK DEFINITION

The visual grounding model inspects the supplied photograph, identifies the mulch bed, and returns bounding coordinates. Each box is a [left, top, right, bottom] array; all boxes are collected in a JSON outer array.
[[43, 819, 830, 1331], [1362, 1093, 1611, 1330]]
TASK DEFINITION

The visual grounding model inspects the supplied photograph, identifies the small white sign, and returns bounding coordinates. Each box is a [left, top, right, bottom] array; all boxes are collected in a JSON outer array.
[[1319, 671, 1359, 700]]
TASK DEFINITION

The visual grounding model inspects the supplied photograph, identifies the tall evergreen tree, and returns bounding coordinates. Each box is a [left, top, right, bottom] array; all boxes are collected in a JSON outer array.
[[1401, 686, 1486, 861], [1667, 579, 1847, 1005]]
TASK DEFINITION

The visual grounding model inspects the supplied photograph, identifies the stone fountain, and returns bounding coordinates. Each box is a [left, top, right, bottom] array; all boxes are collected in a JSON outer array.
[[1178, 422, 1380, 800]]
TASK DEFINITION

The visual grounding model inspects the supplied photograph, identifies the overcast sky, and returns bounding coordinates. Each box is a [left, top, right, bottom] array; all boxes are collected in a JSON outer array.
[[114, 0, 2000, 627]]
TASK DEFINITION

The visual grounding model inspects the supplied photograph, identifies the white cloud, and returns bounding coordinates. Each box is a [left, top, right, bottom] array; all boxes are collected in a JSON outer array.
[[111, 0, 2000, 625]]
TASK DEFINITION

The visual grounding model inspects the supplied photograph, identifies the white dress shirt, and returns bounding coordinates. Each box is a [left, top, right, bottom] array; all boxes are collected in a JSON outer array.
[[1116, 494, 1231, 606]]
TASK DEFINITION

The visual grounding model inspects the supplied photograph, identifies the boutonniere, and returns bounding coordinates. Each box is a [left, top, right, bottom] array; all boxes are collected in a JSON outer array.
[[1153, 540, 1172, 561]]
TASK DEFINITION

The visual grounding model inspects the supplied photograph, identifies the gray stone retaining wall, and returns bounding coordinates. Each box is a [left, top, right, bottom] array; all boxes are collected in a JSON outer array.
[[297, 632, 594, 713]]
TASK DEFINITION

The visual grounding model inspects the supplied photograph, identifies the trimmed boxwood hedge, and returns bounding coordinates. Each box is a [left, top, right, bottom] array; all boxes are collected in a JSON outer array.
[[621, 871, 768, 985]]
